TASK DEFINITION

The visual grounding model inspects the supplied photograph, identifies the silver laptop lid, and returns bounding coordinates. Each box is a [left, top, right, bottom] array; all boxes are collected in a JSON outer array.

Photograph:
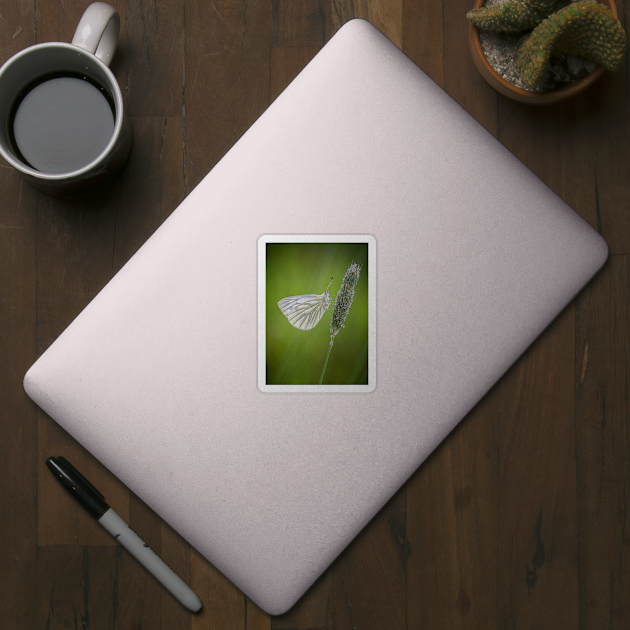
[[24, 19, 607, 614]]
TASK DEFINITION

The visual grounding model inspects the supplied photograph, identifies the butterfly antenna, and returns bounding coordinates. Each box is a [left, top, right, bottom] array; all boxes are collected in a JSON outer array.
[[325, 276, 334, 292]]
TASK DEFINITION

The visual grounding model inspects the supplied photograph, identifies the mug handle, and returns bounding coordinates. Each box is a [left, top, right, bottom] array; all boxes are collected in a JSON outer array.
[[71, 2, 120, 67]]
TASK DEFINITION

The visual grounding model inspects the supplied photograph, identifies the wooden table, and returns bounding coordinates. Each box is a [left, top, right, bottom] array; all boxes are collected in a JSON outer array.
[[2, 0, 628, 628]]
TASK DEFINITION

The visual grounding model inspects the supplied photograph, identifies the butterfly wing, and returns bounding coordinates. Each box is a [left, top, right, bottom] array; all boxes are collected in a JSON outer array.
[[278, 293, 329, 331]]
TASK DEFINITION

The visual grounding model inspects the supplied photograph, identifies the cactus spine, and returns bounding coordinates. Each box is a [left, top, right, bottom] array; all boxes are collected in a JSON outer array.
[[467, 0, 568, 33], [516, 1, 627, 85]]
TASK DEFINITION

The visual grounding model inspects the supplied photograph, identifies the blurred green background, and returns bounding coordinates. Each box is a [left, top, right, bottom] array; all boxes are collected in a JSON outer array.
[[266, 242, 369, 385]]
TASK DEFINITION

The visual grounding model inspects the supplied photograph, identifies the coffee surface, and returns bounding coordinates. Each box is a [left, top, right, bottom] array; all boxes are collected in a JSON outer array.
[[12, 74, 115, 174]]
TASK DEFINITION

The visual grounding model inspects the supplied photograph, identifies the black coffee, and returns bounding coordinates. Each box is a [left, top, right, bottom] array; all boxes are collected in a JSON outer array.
[[10, 73, 115, 174]]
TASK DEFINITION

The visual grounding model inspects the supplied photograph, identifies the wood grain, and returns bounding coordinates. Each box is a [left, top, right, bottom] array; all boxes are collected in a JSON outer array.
[[0, 155, 38, 630], [576, 256, 630, 629], [407, 392, 498, 629], [583, 72, 630, 254], [126, 0, 184, 117], [1, 0, 629, 627], [271, 0, 331, 46], [36, 545, 118, 630], [0, 4, 39, 629], [497, 304, 578, 628], [403, 0, 444, 88]]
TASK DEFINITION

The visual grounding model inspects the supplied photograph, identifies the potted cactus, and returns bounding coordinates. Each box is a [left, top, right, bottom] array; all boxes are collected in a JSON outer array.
[[467, 0, 627, 102]]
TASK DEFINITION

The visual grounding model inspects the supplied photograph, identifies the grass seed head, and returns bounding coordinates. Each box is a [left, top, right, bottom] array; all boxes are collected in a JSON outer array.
[[330, 262, 361, 337]]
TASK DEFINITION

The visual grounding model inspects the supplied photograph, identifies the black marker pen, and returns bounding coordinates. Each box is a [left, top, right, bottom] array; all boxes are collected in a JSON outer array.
[[46, 456, 202, 612]]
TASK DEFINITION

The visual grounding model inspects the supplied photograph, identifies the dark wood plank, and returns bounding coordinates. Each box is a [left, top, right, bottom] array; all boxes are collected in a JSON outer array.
[[407, 393, 499, 629], [402, 0, 444, 88], [574, 0, 629, 254], [0, 4, 39, 629], [36, 545, 118, 630], [497, 305, 578, 628], [271, 0, 331, 46], [330, 486, 407, 630], [0, 142, 38, 630], [576, 256, 630, 629], [0, 169, 37, 627], [0, 0, 36, 53], [184, 0, 272, 192], [582, 72, 630, 254], [126, 0, 184, 116]]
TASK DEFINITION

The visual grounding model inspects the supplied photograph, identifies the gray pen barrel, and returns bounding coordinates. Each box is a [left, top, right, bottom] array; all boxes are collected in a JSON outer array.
[[98, 508, 202, 612]]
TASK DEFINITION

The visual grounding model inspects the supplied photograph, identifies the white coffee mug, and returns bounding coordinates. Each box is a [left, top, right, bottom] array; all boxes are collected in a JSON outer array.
[[0, 2, 132, 197]]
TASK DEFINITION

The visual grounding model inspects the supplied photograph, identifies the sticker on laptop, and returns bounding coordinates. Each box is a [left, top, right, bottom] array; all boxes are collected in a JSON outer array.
[[258, 235, 376, 392]]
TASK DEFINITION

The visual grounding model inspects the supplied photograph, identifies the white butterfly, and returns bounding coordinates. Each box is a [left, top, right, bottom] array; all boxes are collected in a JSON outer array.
[[278, 277, 334, 331]]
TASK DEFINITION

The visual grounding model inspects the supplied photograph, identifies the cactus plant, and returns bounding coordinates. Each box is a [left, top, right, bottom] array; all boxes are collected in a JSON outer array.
[[467, 0, 568, 33], [516, 1, 627, 85]]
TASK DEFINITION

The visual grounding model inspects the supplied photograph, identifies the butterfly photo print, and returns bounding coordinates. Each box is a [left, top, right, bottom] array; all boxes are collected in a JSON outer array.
[[258, 235, 376, 392]]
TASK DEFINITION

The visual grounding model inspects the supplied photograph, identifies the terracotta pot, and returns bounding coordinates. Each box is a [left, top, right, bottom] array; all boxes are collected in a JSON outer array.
[[468, 0, 619, 103]]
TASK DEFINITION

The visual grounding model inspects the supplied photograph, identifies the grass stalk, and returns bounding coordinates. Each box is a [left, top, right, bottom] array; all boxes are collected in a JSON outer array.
[[319, 343, 333, 385]]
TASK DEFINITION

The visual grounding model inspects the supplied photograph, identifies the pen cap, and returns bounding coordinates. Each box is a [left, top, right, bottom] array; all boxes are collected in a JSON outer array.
[[46, 456, 110, 519]]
